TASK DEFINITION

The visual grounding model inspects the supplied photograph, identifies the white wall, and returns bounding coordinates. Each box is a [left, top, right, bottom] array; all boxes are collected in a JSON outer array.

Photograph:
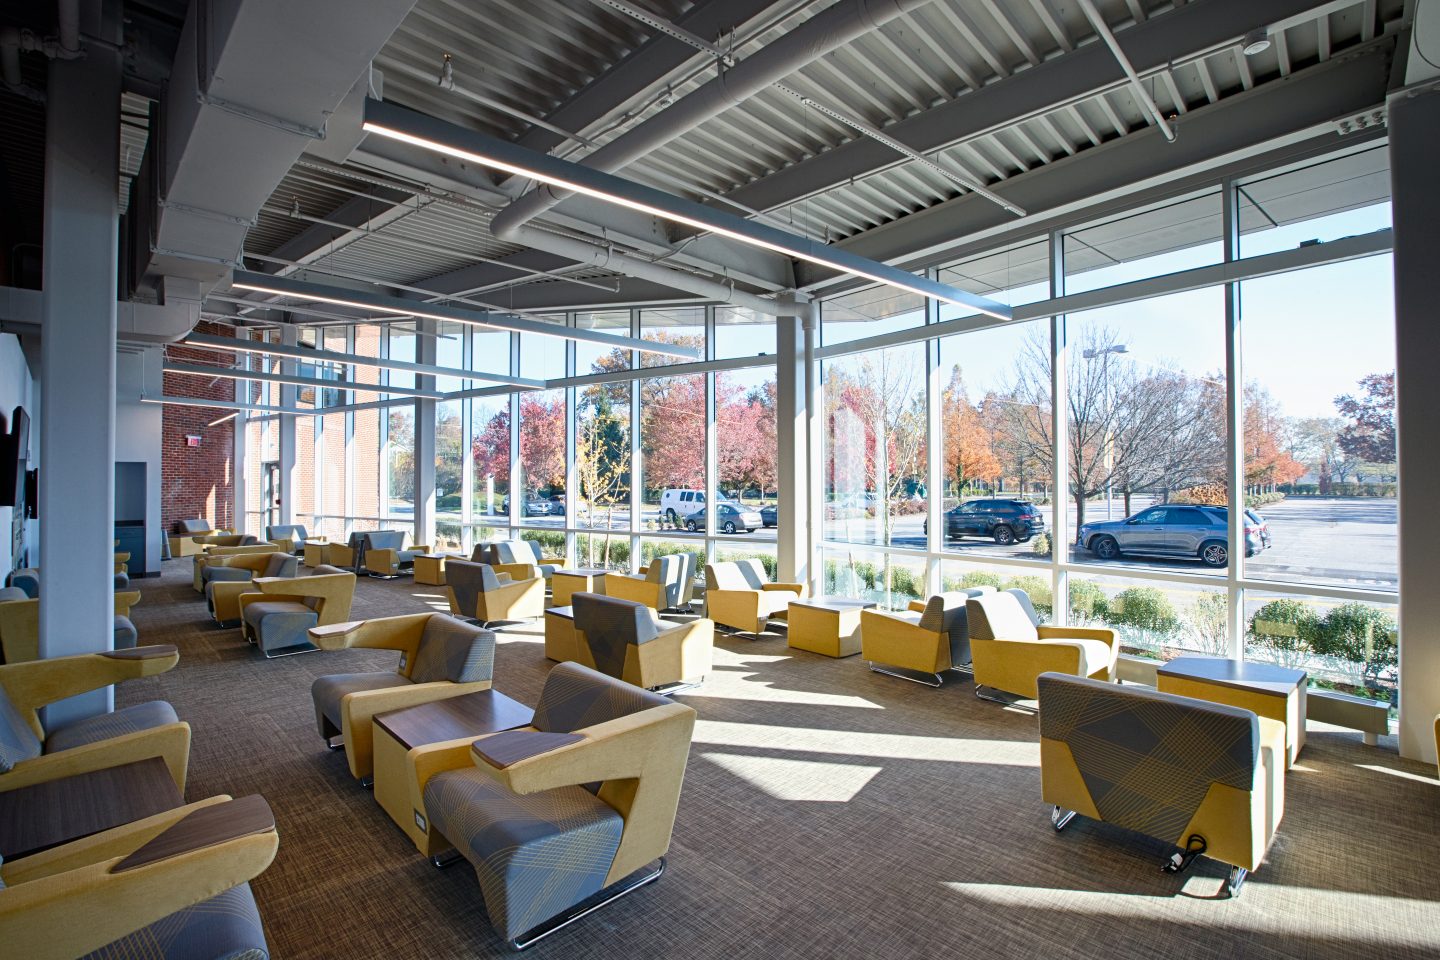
[[0, 332, 35, 574], [115, 346, 164, 575]]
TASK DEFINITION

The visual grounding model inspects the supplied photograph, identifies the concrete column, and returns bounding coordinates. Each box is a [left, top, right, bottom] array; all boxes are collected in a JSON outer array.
[[414, 320, 437, 547], [277, 326, 298, 528], [1391, 82, 1440, 765], [775, 308, 809, 587], [38, 4, 121, 723]]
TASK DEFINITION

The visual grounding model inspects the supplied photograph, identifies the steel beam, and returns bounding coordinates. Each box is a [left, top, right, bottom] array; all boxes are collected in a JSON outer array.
[[801, 41, 1395, 285], [163, 360, 449, 399], [698, 0, 1364, 226]]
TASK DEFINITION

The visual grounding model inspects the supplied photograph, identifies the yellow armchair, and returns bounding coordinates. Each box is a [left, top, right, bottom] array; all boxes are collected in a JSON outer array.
[[237, 565, 356, 658], [1038, 672, 1284, 897], [967, 591, 1118, 703], [861, 588, 993, 687], [307, 612, 497, 782], [445, 558, 545, 626], [572, 592, 714, 692], [191, 542, 277, 591], [203, 552, 300, 625], [704, 559, 804, 637], [0, 589, 144, 664], [0, 645, 191, 794], [0, 794, 279, 960], [415, 662, 696, 945]]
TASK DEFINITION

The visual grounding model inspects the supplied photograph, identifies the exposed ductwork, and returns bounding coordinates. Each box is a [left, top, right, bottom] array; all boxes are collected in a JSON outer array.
[[488, 0, 935, 239], [124, 0, 417, 312]]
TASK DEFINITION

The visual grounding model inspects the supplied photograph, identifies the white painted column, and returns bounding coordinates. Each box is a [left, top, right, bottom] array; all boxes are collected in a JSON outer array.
[[277, 325, 298, 528], [1391, 81, 1440, 765], [775, 307, 809, 587], [414, 320, 437, 548], [38, 5, 121, 723]]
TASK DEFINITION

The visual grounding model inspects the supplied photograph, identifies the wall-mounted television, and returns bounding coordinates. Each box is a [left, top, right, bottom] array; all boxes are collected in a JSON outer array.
[[0, 406, 28, 507]]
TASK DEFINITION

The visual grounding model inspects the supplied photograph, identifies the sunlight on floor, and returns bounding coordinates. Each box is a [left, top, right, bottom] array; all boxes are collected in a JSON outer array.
[[701, 752, 881, 802], [685, 682, 882, 710], [1355, 764, 1439, 786], [693, 720, 1040, 765], [942, 882, 1440, 947]]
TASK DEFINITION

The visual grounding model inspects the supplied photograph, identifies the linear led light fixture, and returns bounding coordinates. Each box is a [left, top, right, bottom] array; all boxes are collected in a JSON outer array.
[[163, 360, 449, 400], [182, 331, 542, 390], [229, 269, 700, 360], [140, 397, 305, 416], [360, 98, 1012, 321]]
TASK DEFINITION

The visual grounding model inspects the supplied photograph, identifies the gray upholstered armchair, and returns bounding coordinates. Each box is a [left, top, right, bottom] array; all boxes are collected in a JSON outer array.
[[605, 553, 694, 612], [265, 523, 318, 557], [571, 592, 713, 692], [445, 559, 545, 627], [308, 612, 497, 783], [205, 552, 300, 626], [360, 529, 431, 578], [419, 662, 696, 948]]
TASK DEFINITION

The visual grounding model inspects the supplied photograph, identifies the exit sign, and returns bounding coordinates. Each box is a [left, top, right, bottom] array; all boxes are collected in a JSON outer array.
[[186, 435, 202, 447]]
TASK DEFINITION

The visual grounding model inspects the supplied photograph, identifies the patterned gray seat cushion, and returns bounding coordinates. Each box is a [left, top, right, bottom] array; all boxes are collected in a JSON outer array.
[[114, 571, 131, 591], [0, 683, 42, 772], [424, 768, 623, 941], [261, 554, 297, 578], [80, 882, 270, 960], [0, 585, 27, 603], [204, 566, 254, 585], [410, 616, 496, 684], [571, 594, 661, 680], [243, 601, 318, 654], [7, 568, 39, 598], [44, 700, 179, 754], [312, 672, 413, 730], [114, 615, 139, 650], [364, 530, 405, 551], [533, 662, 671, 734], [445, 560, 505, 621]]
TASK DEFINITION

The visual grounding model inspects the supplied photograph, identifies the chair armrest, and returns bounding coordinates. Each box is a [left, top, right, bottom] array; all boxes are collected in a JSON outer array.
[[412, 544, 432, 554], [906, 600, 926, 614], [0, 721, 191, 794], [764, 582, 806, 597], [1037, 626, 1118, 647], [495, 571, 514, 584], [113, 590, 142, 618], [0, 797, 278, 960], [475, 703, 694, 796], [307, 613, 429, 655], [0, 647, 180, 720], [472, 730, 584, 768], [539, 555, 565, 565]]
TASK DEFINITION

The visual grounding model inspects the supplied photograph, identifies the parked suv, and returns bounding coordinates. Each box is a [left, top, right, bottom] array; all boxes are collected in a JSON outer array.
[[924, 499, 1044, 545], [1076, 505, 1269, 568]]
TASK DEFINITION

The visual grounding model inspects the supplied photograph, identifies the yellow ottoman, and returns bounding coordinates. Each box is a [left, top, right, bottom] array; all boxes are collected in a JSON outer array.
[[787, 597, 875, 658]]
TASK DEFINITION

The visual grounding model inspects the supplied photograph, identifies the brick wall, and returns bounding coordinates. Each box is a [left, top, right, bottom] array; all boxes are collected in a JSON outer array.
[[161, 321, 235, 532]]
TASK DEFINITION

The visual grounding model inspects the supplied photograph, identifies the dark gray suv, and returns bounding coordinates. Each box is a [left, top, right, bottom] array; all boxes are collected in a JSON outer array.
[[1076, 505, 1269, 568]]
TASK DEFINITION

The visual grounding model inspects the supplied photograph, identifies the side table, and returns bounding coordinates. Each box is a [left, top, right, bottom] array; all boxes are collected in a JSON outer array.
[[372, 689, 535, 856], [787, 597, 877, 658], [1157, 656, 1307, 766]]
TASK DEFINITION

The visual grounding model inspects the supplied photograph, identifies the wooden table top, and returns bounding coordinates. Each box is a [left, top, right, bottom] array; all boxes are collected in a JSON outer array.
[[374, 689, 536, 751], [0, 757, 184, 860], [1158, 655, 1307, 696]]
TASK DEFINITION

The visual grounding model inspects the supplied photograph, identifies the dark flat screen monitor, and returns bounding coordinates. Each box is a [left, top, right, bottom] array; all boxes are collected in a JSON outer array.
[[0, 406, 27, 508]]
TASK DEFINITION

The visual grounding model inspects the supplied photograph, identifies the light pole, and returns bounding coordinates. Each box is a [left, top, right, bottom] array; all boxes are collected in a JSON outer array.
[[1083, 344, 1128, 520]]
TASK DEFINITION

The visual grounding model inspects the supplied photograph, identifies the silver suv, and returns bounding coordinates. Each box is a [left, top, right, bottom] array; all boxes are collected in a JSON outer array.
[[1076, 505, 1269, 568]]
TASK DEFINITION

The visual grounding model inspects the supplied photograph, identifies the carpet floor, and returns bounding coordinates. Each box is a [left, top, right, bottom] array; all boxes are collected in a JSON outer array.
[[116, 560, 1440, 959]]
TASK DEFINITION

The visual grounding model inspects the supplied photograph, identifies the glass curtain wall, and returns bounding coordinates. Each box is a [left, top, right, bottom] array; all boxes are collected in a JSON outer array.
[[817, 143, 1397, 709]]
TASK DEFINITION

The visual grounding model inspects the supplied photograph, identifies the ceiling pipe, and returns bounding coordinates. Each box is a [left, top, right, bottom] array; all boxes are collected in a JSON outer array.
[[1075, 0, 1177, 143], [489, 0, 935, 238], [56, 0, 81, 57]]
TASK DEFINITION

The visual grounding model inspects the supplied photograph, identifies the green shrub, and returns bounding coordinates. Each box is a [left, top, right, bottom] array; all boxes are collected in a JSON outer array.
[[1109, 587, 1180, 633], [524, 531, 566, 555], [1068, 580, 1109, 622], [961, 571, 1004, 590], [1186, 593, 1229, 656], [1312, 603, 1397, 678], [1030, 533, 1052, 557], [1002, 575, 1053, 614]]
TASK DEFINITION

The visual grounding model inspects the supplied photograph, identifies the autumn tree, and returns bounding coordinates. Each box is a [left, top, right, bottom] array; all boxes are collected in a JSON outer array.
[[940, 366, 1000, 495], [1244, 384, 1305, 493], [717, 375, 778, 499], [1335, 372, 1396, 467]]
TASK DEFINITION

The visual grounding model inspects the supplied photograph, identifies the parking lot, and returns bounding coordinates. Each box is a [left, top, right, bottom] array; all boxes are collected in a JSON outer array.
[[484, 496, 1396, 590]]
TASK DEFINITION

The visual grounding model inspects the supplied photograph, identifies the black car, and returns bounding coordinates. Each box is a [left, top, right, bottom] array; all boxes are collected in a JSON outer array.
[[760, 504, 777, 528], [925, 498, 1045, 545]]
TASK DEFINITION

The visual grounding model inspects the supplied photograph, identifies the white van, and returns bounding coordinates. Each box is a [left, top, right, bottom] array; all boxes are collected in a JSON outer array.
[[659, 488, 705, 524]]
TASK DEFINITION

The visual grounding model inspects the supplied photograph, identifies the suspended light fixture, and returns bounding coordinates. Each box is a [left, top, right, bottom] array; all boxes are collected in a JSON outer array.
[[360, 99, 1013, 321]]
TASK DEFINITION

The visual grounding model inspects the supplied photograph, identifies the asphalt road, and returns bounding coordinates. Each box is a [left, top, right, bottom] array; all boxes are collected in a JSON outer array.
[[481, 496, 1397, 590]]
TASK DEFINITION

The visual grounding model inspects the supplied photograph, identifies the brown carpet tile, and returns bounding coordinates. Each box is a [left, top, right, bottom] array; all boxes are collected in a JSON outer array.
[[115, 560, 1440, 959]]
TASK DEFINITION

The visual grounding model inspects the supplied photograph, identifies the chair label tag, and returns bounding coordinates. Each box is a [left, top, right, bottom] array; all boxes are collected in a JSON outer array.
[[414, 810, 427, 831]]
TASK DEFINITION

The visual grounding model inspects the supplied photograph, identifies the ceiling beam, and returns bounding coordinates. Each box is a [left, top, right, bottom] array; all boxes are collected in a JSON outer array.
[[260, 185, 419, 275], [797, 38, 1396, 286], [693, 0, 1362, 229], [516, 0, 785, 155]]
